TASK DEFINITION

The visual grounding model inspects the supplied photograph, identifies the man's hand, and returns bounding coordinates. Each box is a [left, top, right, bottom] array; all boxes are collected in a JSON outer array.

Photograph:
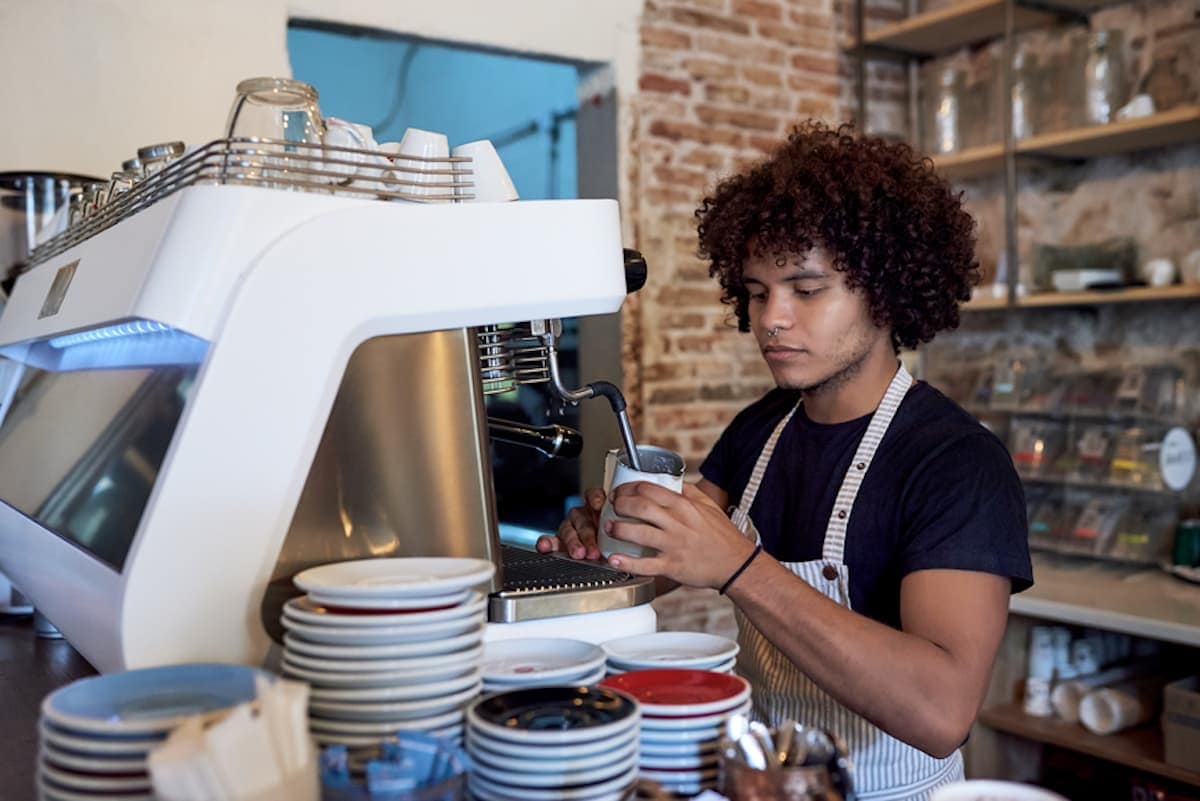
[[536, 487, 606, 560], [603, 481, 755, 590]]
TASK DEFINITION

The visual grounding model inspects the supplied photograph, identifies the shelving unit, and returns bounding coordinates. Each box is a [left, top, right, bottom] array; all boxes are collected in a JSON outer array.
[[851, 0, 1200, 791], [979, 703, 1200, 787]]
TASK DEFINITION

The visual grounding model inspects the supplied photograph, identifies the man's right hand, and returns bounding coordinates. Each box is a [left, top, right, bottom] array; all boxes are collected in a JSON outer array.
[[536, 487, 606, 560]]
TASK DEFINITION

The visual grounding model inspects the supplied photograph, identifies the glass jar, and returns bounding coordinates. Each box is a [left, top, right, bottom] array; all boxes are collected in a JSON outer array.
[[1084, 30, 1129, 125], [225, 77, 325, 144]]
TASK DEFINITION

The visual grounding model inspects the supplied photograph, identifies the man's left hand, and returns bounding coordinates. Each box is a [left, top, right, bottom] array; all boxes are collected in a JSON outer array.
[[604, 481, 755, 590]]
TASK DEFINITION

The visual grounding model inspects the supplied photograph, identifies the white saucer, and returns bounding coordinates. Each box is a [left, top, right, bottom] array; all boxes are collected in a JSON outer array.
[[640, 738, 719, 757], [294, 557, 495, 599], [312, 727, 463, 749], [41, 744, 146, 774], [40, 762, 150, 792], [282, 642, 482, 674], [283, 592, 485, 627], [38, 723, 160, 756], [482, 665, 606, 692], [468, 763, 638, 801], [470, 735, 637, 775], [38, 781, 153, 801], [281, 615, 483, 645], [637, 724, 725, 744], [602, 632, 738, 668], [306, 589, 470, 611], [284, 629, 483, 660], [308, 671, 481, 703], [640, 699, 751, 730], [640, 765, 718, 784], [608, 656, 736, 675], [465, 728, 634, 760], [471, 749, 638, 788], [308, 681, 481, 721], [638, 750, 719, 770], [283, 658, 477, 688], [481, 638, 607, 683], [309, 708, 463, 735]]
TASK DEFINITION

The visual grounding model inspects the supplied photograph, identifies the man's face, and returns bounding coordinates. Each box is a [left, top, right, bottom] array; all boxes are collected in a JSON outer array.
[[742, 248, 884, 392]]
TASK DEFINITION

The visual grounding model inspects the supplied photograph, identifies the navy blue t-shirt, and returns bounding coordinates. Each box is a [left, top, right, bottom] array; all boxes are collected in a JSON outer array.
[[700, 382, 1033, 630]]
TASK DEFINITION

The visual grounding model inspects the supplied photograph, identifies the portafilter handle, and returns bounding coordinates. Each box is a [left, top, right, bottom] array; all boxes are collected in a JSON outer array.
[[487, 418, 583, 459]]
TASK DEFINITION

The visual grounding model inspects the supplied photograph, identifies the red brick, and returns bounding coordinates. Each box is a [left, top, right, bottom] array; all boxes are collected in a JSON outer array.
[[639, 73, 693, 96], [657, 285, 721, 307], [732, 0, 783, 21], [649, 385, 699, 404], [696, 34, 786, 65], [741, 66, 783, 87], [705, 83, 751, 104], [758, 21, 834, 50], [648, 119, 745, 147], [660, 311, 708, 329], [790, 52, 839, 75], [787, 73, 840, 95], [680, 146, 728, 169], [652, 165, 710, 189], [667, 8, 751, 35], [748, 133, 783, 153], [641, 26, 692, 49], [788, 9, 835, 30], [695, 104, 781, 132], [645, 186, 699, 207], [796, 96, 836, 119], [682, 57, 732, 80]]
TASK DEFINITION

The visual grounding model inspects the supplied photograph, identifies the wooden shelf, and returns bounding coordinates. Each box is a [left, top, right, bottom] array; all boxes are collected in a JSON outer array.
[[963, 284, 1200, 312], [930, 106, 1200, 181], [1011, 552, 1200, 647], [1018, 284, 1200, 308], [844, 0, 1102, 57], [933, 143, 1006, 180], [1019, 106, 1200, 161], [979, 703, 1200, 787]]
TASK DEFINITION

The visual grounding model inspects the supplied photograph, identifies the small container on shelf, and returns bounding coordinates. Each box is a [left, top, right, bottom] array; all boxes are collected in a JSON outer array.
[[1112, 365, 1188, 420], [1109, 426, 1165, 489], [1063, 423, 1118, 482], [1106, 501, 1179, 564], [1010, 418, 1067, 479], [1061, 371, 1120, 416], [1066, 495, 1129, 555]]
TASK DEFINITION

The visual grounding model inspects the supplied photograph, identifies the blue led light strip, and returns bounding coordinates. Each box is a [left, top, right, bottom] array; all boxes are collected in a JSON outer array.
[[49, 320, 173, 349]]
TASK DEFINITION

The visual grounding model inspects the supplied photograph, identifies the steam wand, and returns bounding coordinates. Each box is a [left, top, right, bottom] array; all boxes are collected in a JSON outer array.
[[535, 319, 642, 472]]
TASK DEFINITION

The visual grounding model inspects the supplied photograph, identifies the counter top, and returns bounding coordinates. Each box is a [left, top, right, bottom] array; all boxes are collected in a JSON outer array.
[[1012, 553, 1200, 646], [0, 615, 95, 800]]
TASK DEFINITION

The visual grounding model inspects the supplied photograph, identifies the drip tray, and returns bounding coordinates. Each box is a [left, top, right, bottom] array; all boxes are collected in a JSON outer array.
[[488, 544, 655, 623]]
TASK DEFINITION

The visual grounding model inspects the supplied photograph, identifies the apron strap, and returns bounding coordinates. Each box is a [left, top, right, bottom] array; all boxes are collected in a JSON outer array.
[[735, 400, 802, 519], [821, 364, 913, 563]]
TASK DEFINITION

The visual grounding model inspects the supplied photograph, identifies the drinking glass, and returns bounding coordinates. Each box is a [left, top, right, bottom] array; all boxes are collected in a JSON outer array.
[[224, 78, 325, 187]]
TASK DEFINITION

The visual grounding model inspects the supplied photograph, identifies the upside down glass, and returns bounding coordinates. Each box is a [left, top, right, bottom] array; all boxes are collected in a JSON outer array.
[[224, 77, 325, 187]]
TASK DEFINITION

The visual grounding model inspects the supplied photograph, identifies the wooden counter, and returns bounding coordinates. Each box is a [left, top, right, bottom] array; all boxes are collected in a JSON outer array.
[[0, 615, 95, 801]]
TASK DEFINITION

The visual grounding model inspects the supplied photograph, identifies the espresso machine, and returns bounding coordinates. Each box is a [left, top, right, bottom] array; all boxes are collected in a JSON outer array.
[[0, 138, 654, 672]]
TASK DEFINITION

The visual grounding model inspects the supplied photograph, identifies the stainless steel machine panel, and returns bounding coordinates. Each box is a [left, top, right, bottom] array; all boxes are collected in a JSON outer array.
[[261, 328, 500, 639]]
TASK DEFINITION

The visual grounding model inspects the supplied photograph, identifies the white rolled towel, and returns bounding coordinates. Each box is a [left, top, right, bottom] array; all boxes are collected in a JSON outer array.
[[1078, 676, 1167, 735], [1051, 662, 1157, 723]]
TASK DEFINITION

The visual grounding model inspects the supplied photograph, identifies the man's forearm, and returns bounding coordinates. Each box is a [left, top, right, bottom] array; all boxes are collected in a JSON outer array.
[[726, 554, 982, 757]]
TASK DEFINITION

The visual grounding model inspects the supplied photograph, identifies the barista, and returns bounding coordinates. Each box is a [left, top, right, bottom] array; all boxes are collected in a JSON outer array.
[[538, 121, 1032, 800]]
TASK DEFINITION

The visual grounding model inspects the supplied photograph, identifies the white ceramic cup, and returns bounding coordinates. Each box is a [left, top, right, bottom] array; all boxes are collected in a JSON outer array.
[[597, 446, 686, 560], [320, 117, 378, 187], [394, 127, 450, 198], [451, 139, 518, 202]]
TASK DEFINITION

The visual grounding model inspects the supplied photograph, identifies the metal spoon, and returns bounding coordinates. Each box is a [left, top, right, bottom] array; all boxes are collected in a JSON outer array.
[[774, 717, 796, 766], [748, 720, 778, 771], [737, 731, 768, 770]]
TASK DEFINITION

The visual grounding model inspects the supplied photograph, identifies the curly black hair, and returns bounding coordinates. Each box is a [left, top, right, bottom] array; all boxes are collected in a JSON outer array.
[[695, 121, 979, 351]]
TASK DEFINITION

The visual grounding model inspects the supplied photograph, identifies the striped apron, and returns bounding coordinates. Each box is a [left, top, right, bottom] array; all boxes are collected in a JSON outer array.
[[730, 365, 965, 800]]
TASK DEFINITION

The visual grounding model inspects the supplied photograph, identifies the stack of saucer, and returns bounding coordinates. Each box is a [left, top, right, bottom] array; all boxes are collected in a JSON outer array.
[[601, 669, 751, 797], [602, 632, 739, 675], [465, 686, 641, 801], [283, 557, 493, 755], [37, 664, 267, 801], [480, 638, 607, 693]]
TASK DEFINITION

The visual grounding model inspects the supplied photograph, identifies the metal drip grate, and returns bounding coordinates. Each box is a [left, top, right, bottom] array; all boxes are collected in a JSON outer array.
[[476, 323, 551, 395]]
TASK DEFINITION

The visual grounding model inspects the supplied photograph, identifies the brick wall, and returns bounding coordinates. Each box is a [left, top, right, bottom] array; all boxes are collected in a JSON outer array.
[[623, 0, 893, 632]]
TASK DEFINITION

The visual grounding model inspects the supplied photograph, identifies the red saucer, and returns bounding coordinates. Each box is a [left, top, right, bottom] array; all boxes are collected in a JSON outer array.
[[600, 669, 750, 717]]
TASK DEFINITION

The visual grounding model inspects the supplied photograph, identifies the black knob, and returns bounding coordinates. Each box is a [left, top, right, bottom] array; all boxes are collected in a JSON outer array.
[[623, 248, 648, 294]]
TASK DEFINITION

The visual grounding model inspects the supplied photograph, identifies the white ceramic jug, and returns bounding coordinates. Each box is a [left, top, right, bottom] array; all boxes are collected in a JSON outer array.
[[597, 445, 685, 559]]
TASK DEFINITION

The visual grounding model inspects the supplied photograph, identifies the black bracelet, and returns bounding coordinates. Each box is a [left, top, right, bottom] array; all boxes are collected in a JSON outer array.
[[719, 544, 762, 596]]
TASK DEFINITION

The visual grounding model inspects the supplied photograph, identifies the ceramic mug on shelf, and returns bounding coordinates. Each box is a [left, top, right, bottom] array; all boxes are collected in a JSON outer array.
[[597, 445, 685, 560]]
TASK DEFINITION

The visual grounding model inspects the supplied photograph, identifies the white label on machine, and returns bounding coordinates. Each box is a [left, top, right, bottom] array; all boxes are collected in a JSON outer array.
[[1160, 426, 1197, 491]]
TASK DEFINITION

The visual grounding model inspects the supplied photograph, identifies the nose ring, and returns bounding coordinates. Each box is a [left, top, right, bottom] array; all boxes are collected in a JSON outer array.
[[767, 327, 779, 338]]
